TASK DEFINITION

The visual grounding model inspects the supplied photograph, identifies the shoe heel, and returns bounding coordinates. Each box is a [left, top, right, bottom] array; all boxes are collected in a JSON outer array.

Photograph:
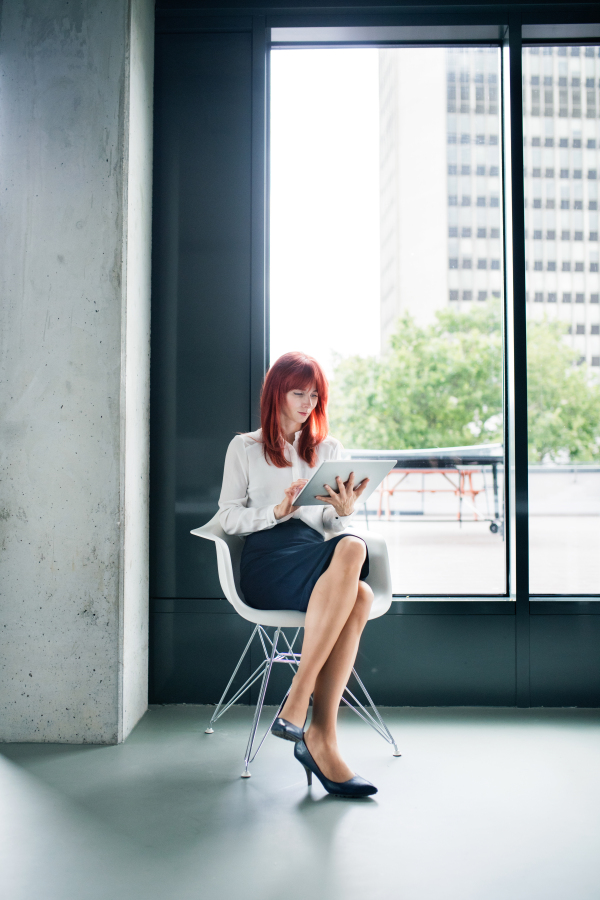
[[303, 765, 312, 786]]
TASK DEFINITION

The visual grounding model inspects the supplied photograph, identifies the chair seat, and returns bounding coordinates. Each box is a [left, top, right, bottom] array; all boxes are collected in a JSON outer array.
[[191, 513, 392, 627]]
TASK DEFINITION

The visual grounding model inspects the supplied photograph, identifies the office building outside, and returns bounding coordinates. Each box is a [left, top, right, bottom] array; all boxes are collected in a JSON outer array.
[[379, 45, 600, 371]]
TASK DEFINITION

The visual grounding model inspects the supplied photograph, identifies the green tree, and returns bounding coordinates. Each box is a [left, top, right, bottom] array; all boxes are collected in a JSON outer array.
[[527, 318, 600, 462], [329, 304, 600, 462]]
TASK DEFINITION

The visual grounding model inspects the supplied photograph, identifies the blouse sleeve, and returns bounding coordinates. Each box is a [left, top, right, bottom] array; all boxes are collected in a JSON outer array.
[[322, 438, 355, 534], [218, 437, 279, 535]]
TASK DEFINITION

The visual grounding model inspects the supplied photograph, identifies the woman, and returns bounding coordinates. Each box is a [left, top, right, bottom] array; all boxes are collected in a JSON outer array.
[[218, 351, 376, 798]]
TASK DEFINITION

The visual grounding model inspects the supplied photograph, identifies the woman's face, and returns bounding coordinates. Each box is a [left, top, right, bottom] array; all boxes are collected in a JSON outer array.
[[281, 383, 319, 430]]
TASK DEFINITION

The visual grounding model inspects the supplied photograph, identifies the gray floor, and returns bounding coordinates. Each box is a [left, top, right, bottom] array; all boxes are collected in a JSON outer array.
[[1, 705, 599, 900]]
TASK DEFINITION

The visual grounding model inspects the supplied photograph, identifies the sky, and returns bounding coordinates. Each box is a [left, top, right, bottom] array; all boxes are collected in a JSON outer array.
[[269, 48, 381, 376]]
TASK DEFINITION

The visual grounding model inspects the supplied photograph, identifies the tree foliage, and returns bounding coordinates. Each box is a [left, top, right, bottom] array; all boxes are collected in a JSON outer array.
[[329, 303, 600, 462]]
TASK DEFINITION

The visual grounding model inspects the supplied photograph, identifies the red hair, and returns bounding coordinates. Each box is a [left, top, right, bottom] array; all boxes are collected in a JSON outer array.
[[260, 352, 329, 468]]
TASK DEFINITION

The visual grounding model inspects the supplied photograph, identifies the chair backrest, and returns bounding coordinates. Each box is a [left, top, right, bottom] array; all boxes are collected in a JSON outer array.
[[191, 514, 393, 626], [190, 514, 308, 627]]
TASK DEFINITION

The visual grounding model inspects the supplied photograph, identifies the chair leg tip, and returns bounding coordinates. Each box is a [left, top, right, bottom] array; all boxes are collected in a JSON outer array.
[[205, 727, 214, 734], [392, 747, 402, 757], [241, 771, 251, 778]]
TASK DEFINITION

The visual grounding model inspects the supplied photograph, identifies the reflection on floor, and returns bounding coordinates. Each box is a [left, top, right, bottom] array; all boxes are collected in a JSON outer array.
[[2, 706, 599, 900]]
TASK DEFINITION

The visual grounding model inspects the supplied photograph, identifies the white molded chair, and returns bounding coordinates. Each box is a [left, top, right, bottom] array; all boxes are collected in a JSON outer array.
[[191, 514, 400, 776]]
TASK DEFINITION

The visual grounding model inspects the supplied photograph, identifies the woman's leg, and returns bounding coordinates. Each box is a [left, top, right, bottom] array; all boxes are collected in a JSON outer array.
[[304, 581, 373, 782], [280, 536, 367, 727]]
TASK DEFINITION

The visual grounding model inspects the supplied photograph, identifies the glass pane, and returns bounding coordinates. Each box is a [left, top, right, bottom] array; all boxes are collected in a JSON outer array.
[[523, 44, 600, 594], [270, 46, 506, 595]]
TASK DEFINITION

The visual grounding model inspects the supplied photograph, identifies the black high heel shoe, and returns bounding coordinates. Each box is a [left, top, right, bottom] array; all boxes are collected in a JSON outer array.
[[270, 696, 307, 743], [271, 716, 304, 743], [294, 738, 378, 798]]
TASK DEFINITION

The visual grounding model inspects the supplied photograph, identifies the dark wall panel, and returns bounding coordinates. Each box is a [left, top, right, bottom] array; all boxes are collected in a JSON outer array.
[[150, 609, 254, 703], [150, 31, 253, 600], [530, 616, 600, 708], [149, 608, 517, 706]]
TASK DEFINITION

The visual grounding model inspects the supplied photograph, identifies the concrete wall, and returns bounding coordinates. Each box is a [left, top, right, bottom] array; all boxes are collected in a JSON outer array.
[[0, 0, 154, 742]]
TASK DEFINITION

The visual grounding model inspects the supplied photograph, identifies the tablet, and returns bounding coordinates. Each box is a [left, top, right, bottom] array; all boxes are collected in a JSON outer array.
[[294, 459, 397, 507]]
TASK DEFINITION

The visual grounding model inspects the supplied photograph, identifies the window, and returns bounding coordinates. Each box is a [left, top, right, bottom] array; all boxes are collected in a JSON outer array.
[[271, 44, 505, 595], [523, 43, 600, 594]]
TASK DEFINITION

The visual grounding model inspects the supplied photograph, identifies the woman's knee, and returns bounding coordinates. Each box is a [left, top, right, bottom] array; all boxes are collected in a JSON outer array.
[[333, 536, 366, 568], [356, 580, 374, 612]]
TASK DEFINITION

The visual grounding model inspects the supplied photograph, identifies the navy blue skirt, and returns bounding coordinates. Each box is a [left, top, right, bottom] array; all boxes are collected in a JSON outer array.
[[240, 519, 369, 612]]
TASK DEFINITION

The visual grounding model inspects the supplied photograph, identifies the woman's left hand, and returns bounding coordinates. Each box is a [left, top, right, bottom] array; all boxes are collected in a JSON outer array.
[[315, 472, 369, 518]]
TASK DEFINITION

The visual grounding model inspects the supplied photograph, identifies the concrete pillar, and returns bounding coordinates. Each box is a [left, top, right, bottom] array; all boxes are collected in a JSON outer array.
[[0, 0, 154, 742]]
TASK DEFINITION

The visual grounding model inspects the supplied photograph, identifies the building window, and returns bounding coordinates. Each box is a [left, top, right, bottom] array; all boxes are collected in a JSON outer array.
[[461, 227, 472, 237], [561, 199, 569, 209], [591, 294, 599, 304], [546, 230, 556, 240], [591, 262, 599, 272], [576, 324, 585, 334], [478, 291, 487, 301], [462, 290, 472, 300], [547, 261, 556, 271], [477, 259, 487, 269], [576, 293, 585, 302], [476, 196, 486, 206], [562, 261, 571, 271], [590, 232, 599, 241], [490, 197, 499, 207], [449, 258, 458, 268], [560, 168, 569, 178], [477, 227, 487, 238], [548, 292, 557, 302], [574, 231, 583, 240], [561, 230, 571, 240], [591, 325, 600, 335], [575, 262, 584, 272], [449, 290, 459, 300], [534, 261, 543, 271], [461, 196, 471, 206], [534, 230, 542, 239], [490, 228, 500, 238], [562, 292, 572, 302], [592, 357, 600, 366], [534, 292, 544, 302], [491, 259, 500, 270], [589, 170, 598, 180], [449, 226, 458, 237], [533, 198, 542, 208], [462, 258, 472, 269]]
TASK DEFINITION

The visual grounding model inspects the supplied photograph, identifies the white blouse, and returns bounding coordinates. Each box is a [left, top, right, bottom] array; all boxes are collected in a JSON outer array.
[[218, 428, 354, 537]]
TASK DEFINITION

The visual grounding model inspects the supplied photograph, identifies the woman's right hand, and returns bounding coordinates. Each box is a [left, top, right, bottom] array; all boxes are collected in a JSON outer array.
[[274, 479, 309, 520]]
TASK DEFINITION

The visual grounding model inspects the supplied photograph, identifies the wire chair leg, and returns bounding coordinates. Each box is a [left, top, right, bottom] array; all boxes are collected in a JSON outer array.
[[205, 625, 259, 733], [241, 627, 281, 778], [344, 667, 401, 757]]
